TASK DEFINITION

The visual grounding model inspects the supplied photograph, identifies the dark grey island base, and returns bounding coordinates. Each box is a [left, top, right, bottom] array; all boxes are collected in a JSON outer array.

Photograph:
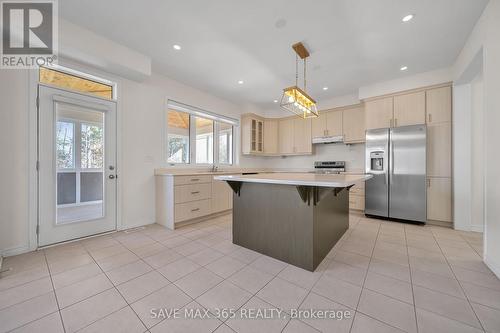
[[226, 181, 350, 272]]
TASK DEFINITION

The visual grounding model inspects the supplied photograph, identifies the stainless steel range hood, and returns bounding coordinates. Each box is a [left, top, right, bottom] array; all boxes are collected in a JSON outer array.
[[312, 135, 344, 144]]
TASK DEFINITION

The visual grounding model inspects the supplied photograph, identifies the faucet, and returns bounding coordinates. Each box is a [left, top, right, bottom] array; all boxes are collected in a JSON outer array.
[[211, 165, 219, 172]]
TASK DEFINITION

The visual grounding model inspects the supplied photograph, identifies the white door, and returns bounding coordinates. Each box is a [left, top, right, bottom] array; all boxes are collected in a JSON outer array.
[[38, 84, 117, 246]]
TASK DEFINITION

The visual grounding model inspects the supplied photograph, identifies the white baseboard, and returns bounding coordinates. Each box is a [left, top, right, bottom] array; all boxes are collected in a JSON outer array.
[[0, 244, 32, 258], [484, 256, 500, 279], [119, 221, 155, 231], [469, 224, 484, 233]]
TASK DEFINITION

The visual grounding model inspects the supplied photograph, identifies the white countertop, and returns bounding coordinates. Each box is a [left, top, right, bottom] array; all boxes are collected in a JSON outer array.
[[154, 168, 366, 176], [213, 172, 372, 187]]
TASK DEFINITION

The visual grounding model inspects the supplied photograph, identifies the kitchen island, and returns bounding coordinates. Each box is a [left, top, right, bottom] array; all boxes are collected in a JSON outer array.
[[214, 173, 372, 271]]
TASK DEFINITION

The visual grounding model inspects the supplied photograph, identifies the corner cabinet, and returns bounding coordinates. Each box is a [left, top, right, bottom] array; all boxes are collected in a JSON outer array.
[[241, 115, 264, 155], [263, 119, 279, 154]]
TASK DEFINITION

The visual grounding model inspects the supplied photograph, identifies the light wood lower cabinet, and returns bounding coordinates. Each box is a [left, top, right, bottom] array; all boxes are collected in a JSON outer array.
[[174, 199, 211, 223], [349, 182, 365, 211], [211, 179, 232, 213], [427, 177, 452, 222], [156, 174, 235, 229]]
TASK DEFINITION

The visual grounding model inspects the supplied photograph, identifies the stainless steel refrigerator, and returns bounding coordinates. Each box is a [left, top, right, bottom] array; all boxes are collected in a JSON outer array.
[[365, 124, 427, 223]]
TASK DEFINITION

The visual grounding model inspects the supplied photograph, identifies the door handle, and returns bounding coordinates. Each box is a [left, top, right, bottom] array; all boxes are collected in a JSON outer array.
[[108, 174, 116, 179]]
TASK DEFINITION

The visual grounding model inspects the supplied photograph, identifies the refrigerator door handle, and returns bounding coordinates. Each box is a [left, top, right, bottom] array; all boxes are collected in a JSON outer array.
[[389, 138, 394, 185]]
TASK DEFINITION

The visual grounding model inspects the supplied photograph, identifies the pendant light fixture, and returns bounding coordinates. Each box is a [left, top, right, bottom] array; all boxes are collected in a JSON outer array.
[[280, 42, 318, 118]]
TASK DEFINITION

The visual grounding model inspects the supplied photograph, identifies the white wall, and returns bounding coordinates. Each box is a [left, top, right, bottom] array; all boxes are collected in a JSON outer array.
[[359, 67, 453, 100], [0, 70, 30, 255], [453, 0, 500, 277], [452, 83, 472, 231], [470, 73, 484, 232]]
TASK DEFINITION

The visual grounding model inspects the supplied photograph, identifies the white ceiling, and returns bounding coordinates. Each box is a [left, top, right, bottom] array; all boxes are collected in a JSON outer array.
[[60, 0, 488, 110]]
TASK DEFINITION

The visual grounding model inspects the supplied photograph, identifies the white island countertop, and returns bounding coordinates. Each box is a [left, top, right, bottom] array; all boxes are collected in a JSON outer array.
[[214, 172, 372, 188]]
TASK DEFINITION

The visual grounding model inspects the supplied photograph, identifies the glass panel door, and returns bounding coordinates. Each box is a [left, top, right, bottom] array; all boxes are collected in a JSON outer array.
[[56, 106, 105, 224], [38, 85, 117, 246]]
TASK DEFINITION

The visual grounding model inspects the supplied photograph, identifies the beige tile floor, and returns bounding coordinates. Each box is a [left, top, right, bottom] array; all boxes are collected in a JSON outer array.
[[1, 213, 499, 333]]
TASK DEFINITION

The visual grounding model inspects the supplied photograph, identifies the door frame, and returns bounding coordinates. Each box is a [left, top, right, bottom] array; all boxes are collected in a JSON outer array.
[[27, 61, 123, 251]]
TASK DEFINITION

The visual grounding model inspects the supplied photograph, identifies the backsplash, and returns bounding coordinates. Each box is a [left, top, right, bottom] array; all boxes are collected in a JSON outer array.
[[259, 143, 365, 171]]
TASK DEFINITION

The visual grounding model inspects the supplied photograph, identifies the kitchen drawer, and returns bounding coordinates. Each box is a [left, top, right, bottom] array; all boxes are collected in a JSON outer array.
[[349, 194, 365, 211], [174, 183, 212, 204], [174, 175, 212, 185], [174, 199, 211, 223]]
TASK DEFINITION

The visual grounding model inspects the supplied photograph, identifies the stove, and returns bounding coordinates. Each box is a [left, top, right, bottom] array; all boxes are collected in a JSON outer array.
[[312, 161, 345, 174]]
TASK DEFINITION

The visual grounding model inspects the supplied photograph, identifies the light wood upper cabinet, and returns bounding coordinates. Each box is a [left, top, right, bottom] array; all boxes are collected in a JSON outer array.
[[241, 115, 264, 155], [427, 177, 452, 222], [343, 106, 365, 143], [293, 118, 312, 154], [427, 122, 452, 178], [278, 118, 294, 154], [365, 97, 393, 130], [393, 91, 426, 127], [263, 119, 278, 154], [326, 111, 343, 136], [311, 111, 342, 138], [311, 113, 327, 138], [426, 86, 452, 124]]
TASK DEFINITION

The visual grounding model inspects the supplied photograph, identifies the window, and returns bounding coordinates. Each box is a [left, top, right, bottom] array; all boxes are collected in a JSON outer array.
[[167, 110, 190, 163], [218, 122, 233, 164], [56, 121, 75, 169], [81, 123, 103, 169], [39, 66, 114, 99], [56, 106, 105, 223], [195, 117, 214, 164], [166, 101, 238, 165]]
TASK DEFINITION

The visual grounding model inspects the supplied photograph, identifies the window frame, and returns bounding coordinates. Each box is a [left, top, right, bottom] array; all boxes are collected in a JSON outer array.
[[165, 100, 238, 166], [39, 65, 117, 100]]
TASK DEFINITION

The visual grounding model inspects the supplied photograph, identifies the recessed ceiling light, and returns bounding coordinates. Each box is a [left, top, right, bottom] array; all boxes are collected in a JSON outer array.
[[237, 80, 244, 84], [273, 99, 278, 103], [173, 44, 181, 50], [400, 66, 408, 71], [323, 87, 328, 91], [402, 14, 414, 22]]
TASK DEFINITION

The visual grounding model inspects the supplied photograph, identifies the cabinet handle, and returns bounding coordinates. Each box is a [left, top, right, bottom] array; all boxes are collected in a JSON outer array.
[[190, 178, 200, 181], [427, 179, 431, 188], [191, 191, 200, 194], [191, 208, 200, 212], [428, 114, 432, 123]]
